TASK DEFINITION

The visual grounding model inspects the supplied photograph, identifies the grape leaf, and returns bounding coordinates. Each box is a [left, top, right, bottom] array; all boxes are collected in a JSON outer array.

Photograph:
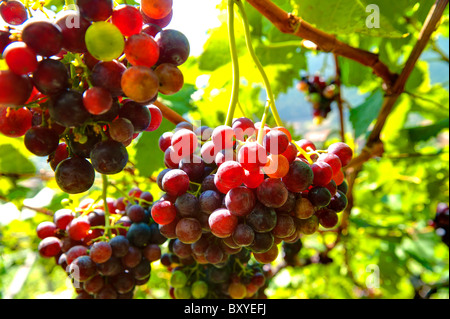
[[134, 119, 175, 178], [403, 117, 450, 143], [292, 0, 406, 38], [0, 144, 36, 176], [349, 88, 384, 138]]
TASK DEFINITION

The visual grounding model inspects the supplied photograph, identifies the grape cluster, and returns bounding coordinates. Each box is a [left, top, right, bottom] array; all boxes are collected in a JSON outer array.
[[151, 118, 352, 267], [162, 248, 269, 299], [36, 187, 166, 299], [296, 74, 338, 124], [0, 0, 188, 194], [432, 203, 449, 246]]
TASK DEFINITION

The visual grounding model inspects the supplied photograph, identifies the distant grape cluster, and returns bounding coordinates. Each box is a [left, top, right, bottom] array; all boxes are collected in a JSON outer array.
[[0, 0, 188, 194], [162, 248, 269, 299], [36, 187, 166, 299], [432, 203, 449, 247], [296, 74, 338, 124], [151, 118, 352, 268]]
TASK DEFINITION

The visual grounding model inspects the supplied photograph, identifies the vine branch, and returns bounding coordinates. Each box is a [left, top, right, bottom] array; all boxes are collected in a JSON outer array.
[[245, 0, 398, 88], [346, 0, 449, 170]]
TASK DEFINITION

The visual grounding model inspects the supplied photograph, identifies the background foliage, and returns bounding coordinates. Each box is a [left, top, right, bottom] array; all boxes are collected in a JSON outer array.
[[0, 0, 448, 299]]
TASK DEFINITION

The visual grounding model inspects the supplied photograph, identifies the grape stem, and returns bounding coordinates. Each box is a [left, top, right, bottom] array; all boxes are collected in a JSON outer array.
[[235, 0, 283, 127], [224, 0, 240, 127], [257, 102, 270, 145], [101, 174, 112, 238]]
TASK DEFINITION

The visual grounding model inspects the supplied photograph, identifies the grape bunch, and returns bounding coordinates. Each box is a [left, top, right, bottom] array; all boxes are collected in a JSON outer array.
[[0, 0, 188, 194], [151, 117, 352, 267], [431, 203, 449, 247], [36, 187, 167, 299], [296, 74, 338, 125], [162, 248, 269, 299]]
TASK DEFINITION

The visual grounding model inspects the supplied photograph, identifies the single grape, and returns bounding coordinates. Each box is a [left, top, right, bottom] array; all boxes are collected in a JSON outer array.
[[0, 70, 33, 106], [125, 33, 160, 68], [36, 221, 57, 239], [146, 105, 163, 132], [162, 169, 190, 197], [327, 142, 353, 167], [49, 90, 91, 127], [109, 118, 134, 143], [215, 161, 244, 189], [238, 142, 268, 171], [89, 241, 112, 264], [256, 178, 288, 208], [56, 12, 90, 53], [294, 197, 315, 219], [282, 160, 314, 193], [55, 157, 95, 194], [225, 186, 256, 217], [311, 161, 333, 186], [199, 190, 222, 215], [77, 0, 113, 21], [0, 0, 27, 25], [155, 29, 190, 66], [121, 65, 159, 103], [91, 60, 127, 97], [82, 86, 113, 115], [21, 20, 63, 57], [327, 190, 348, 212], [317, 208, 339, 228], [90, 140, 129, 175], [24, 126, 59, 156], [3, 41, 37, 75], [126, 222, 152, 248], [208, 208, 238, 238], [118, 100, 151, 133], [0, 106, 32, 137], [175, 193, 200, 218], [85, 21, 124, 61], [308, 186, 332, 207], [112, 4, 143, 36], [232, 223, 255, 247], [141, 0, 172, 20], [246, 203, 277, 233], [175, 218, 202, 244], [109, 235, 130, 258], [151, 200, 177, 225], [69, 255, 97, 282], [154, 63, 184, 95], [67, 217, 91, 241]]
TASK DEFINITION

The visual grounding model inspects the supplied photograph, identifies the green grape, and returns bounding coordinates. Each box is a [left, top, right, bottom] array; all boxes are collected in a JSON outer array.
[[174, 286, 191, 299], [191, 280, 208, 299], [85, 22, 125, 61], [170, 270, 188, 288]]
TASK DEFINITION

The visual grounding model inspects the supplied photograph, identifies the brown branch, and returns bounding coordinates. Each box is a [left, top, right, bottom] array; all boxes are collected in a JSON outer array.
[[346, 0, 449, 170], [245, 0, 398, 88], [153, 99, 190, 125], [333, 53, 346, 143]]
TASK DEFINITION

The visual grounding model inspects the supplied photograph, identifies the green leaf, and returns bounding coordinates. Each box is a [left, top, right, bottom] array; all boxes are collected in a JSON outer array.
[[349, 88, 384, 138], [159, 84, 197, 116], [292, 0, 406, 38], [0, 144, 36, 176], [134, 118, 174, 178], [403, 118, 450, 143]]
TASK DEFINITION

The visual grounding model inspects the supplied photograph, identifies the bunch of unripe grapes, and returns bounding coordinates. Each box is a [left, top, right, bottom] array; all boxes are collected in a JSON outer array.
[[162, 248, 269, 299], [0, 0, 188, 194], [296, 74, 338, 125], [431, 203, 449, 247], [36, 187, 167, 299], [151, 117, 352, 267]]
